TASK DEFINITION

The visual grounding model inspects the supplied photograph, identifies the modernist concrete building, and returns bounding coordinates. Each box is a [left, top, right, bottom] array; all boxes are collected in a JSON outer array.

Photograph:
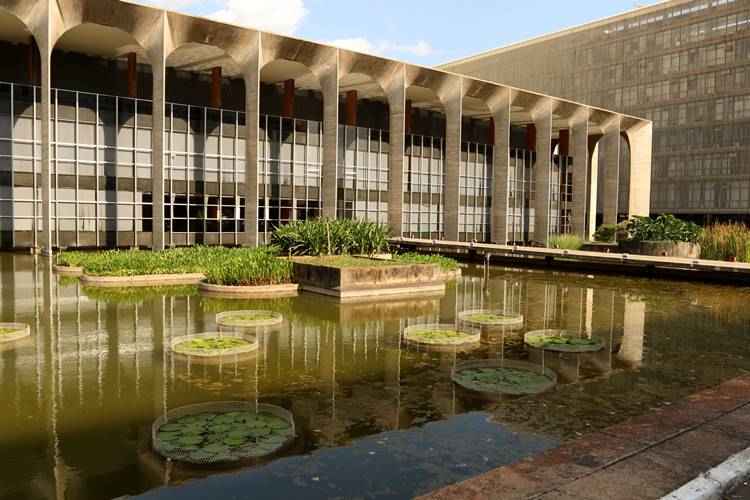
[[0, 0, 651, 254], [442, 0, 749, 225]]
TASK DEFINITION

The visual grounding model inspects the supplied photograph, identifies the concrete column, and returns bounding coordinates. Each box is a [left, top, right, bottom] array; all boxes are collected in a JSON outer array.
[[210, 66, 222, 108], [243, 37, 261, 247], [626, 121, 652, 218], [345, 90, 357, 126], [618, 298, 645, 367], [150, 24, 167, 251], [443, 80, 463, 242], [387, 66, 406, 236], [602, 116, 622, 226], [571, 115, 590, 238], [127, 53, 137, 98], [533, 104, 553, 245], [320, 53, 339, 219], [490, 91, 512, 244], [282, 79, 294, 118], [40, 43, 52, 256]]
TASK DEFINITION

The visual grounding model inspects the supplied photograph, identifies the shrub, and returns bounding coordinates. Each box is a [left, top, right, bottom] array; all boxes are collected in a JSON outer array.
[[56, 251, 89, 267], [626, 215, 702, 243], [393, 252, 459, 271], [548, 234, 584, 250], [272, 218, 390, 256], [203, 247, 292, 286], [700, 223, 750, 262], [593, 224, 618, 243]]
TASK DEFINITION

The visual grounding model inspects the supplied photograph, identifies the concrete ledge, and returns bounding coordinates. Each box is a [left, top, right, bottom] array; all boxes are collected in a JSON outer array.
[[300, 282, 446, 303], [80, 273, 206, 288], [198, 281, 299, 299], [53, 265, 84, 277], [662, 448, 750, 500]]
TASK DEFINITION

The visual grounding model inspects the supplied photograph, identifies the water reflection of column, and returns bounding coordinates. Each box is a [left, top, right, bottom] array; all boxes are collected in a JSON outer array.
[[618, 297, 646, 367], [150, 296, 166, 416]]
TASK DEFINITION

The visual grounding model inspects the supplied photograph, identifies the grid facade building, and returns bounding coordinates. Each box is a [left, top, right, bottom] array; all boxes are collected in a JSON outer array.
[[442, 0, 750, 223]]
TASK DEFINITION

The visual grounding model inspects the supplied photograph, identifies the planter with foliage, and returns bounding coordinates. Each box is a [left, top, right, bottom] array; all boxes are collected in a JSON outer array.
[[198, 247, 297, 299], [618, 215, 702, 258], [151, 402, 295, 465], [272, 218, 390, 256], [700, 223, 750, 263]]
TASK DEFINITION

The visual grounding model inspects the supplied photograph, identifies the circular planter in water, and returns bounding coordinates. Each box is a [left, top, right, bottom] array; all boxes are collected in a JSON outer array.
[[215, 310, 284, 330], [199, 281, 299, 299], [524, 329, 604, 353], [452, 359, 557, 398], [0, 323, 31, 343], [458, 310, 524, 329], [403, 324, 480, 351], [171, 333, 258, 359], [152, 402, 295, 465]]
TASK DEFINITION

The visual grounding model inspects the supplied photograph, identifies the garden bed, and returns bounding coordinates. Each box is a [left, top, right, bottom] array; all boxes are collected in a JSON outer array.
[[215, 310, 284, 329], [452, 359, 557, 398], [0, 323, 31, 343], [403, 324, 480, 351], [151, 402, 295, 465], [171, 333, 259, 359], [291, 256, 447, 303], [524, 329, 605, 353]]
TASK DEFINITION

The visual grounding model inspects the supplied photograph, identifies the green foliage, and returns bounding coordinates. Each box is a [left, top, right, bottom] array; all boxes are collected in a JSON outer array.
[[594, 224, 619, 243], [407, 329, 474, 345], [56, 251, 88, 267], [548, 234, 584, 250], [202, 247, 292, 286], [175, 337, 249, 351], [626, 215, 702, 243], [271, 218, 390, 256], [526, 335, 600, 348], [700, 223, 750, 262], [392, 252, 459, 271], [453, 367, 554, 395]]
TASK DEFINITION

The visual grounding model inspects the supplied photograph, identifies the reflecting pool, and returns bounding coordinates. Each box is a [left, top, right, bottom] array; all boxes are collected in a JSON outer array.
[[1, 254, 750, 499]]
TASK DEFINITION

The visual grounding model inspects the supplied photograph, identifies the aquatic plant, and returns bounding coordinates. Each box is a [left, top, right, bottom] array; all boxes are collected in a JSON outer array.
[[699, 223, 750, 262], [271, 218, 390, 256], [56, 250, 88, 267], [174, 337, 250, 352], [626, 215, 702, 243], [216, 310, 283, 328], [404, 325, 480, 348], [524, 329, 604, 353], [453, 366, 555, 396], [392, 252, 459, 271], [202, 247, 292, 286], [154, 408, 295, 464], [548, 234, 584, 250], [593, 224, 618, 243]]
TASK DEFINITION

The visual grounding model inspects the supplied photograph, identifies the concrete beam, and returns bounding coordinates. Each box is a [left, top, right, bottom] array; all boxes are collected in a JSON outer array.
[[601, 116, 622, 226], [533, 100, 554, 245], [441, 78, 464, 242], [40, 39, 52, 255], [490, 90, 512, 244], [320, 52, 339, 219], [386, 65, 406, 237], [626, 121, 653, 218], [571, 109, 591, 239], [243, 34, 261, 247], [149, 14, 169, 251]]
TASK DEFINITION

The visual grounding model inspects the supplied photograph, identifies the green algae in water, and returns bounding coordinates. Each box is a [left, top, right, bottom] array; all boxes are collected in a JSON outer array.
[[219, 311, 279, 326], [154, 410, 294, 464], [174, 337, 250, 352], [406, 329, 477, 345], [453, 367, 555, 396], [0, 328, 18, 336]]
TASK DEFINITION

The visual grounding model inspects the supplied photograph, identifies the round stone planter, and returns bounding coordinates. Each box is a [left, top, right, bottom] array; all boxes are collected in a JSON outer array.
[[170, 332, 259, 360], [216, 310, 284, 330], [458, 309, 524, 329], [152, 401, 296, 465], [0, 323, 31, 344], [618, 240, 701, 258], [198, 281, 299, 299], [53, 265, 84, 277], [452, 359, 558, 398], [403, 323, 480, 351], [81, 273, 205, 288], [524, 329, 605, 353]]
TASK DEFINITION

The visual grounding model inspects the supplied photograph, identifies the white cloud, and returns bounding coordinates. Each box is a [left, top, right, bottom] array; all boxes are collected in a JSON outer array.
[[211, 0, 308, 34], [329, 38, 434, 59]]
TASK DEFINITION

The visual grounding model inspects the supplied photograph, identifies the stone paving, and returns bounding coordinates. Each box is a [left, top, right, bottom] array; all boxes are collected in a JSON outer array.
[[418, 375, 750, 500]]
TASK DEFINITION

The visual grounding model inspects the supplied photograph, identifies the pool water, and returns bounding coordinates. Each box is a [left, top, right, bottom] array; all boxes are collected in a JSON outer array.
[[1, 254, 749, 499]]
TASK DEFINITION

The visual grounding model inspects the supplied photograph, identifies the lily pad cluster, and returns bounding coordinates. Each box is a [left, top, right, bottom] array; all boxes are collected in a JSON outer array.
[[175, 337, 250, 352], [459, 310, 524, 328], [524, 329, 604, 353], [216, 310, 283, 329], [404, 324, 480, 348], [171, 333, 258, 358], [452, 364, 556, 396], [154, 409, 295, 464]]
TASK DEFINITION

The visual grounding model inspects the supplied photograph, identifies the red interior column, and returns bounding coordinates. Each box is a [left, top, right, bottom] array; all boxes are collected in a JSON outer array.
[[210, 66, 222, 108], [127, 53, 138, 98], [558, 129, 570, 157], [405, 100, 413, 135], [526, 124, 537, 151], [282, 79, 295, 118], [345, 90, 357, 126], [488, 117, 496, 145]]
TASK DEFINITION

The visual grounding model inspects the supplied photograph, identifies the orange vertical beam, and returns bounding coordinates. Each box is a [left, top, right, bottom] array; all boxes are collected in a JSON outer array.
[[526, 124, 537, 151], [210, 66, 222, 108], [488, 117, 495, 145], [558, 129, 570, 157], [282, 79, 295, 118], [405, 100, 413, 134], [127, 53, 138, 98], [345, 90, 357, 126]]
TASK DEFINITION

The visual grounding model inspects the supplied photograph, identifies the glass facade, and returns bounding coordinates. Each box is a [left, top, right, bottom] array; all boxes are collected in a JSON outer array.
[[458, 141, 492, 242], [507, 149, 536, 243], [402, 134, 445, 239], [336, 124, 389, 224]]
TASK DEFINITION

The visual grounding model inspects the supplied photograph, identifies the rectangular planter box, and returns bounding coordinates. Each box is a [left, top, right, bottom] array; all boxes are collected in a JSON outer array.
[[291, 258, 447, 303]]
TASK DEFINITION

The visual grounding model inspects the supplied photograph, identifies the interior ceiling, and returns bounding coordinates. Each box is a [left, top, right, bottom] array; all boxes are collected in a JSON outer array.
[[0, 12, 31, 44]]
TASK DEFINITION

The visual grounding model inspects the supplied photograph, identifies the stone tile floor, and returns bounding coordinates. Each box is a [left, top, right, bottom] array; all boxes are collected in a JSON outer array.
[[419, 376, 750, 500]]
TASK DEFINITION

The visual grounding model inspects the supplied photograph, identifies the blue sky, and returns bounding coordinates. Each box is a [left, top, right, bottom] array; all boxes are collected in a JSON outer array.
[[138, 0, 659, 66]]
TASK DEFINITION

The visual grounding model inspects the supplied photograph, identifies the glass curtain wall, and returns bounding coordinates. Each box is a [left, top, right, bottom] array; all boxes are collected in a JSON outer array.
[[402, 134, 445, 239], [336, 124, 389, 223], [459, 141, 492, 242], [507, 149, 535, 243], [549, 154, 573, 236], [258, 115, 322, 245]]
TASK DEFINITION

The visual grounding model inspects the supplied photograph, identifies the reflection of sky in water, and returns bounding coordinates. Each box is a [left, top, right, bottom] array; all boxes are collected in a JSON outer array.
[[136, 412, 555, 500], [2, 254, 750, 499]]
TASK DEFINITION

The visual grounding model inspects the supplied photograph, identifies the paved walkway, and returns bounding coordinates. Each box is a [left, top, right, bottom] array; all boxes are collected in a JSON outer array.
[[418, 375, 750, 500]]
